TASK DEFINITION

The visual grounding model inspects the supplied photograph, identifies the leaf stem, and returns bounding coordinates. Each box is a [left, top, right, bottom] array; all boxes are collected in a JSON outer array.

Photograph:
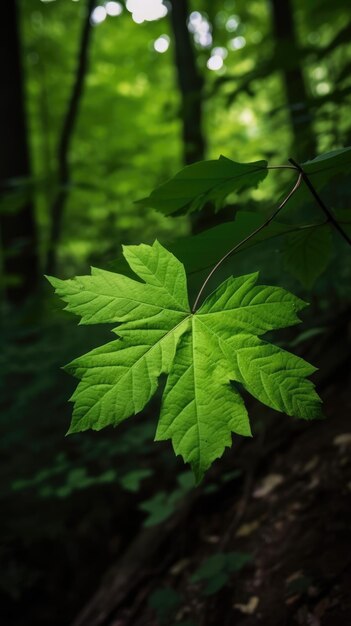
[[288, 158, 351, 246], [192, 172, 303, 312], [267, 164, 298, 171]]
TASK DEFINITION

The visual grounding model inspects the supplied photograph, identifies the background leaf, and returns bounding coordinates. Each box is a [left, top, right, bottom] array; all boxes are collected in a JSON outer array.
[[148, 587, 182, 624], [170, 211, 294, 277], [283, 226, 333, 288], [119, 469, 153, 492], [137, 156, 268, 215], [191, 551, 252, 595], [302, 147, 351, 175]]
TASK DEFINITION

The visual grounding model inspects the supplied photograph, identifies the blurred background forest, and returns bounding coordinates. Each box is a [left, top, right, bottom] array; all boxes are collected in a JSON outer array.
[[1, 1, 351, 625]]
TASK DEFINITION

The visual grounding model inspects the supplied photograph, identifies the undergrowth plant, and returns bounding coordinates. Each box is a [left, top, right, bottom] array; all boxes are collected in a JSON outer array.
[[47, 148, 351, 482]]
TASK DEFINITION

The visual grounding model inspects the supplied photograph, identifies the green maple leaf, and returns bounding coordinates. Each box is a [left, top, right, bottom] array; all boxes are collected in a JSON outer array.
[[136, 156, 268, 215], [47, 241, 322, 482]]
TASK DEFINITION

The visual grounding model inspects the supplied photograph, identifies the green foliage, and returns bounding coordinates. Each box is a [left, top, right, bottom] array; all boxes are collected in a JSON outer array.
[[107, 210, 295, 284], [171, 210, 293, 277], [283, 226, 333, 288], [334, 209, 351, 237], [140, 492, 177, 527], [3, 2, 351, 620], [48, 241, 322, 482], [120, 469, 153, 492], [286, 149, 351, 221], [136, 148, 351, 223], [140, 472, 195, 526], [2, 324, 157, 501], [162, 149, 351, 290], [203, 468, 242, 495], [148, 587, 182, 625], [302, 147, 351, 176], [191, 551, 252, 595], [137, 156, 268, 215]]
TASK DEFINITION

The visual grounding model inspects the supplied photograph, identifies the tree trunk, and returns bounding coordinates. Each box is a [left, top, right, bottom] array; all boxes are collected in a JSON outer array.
[[270, 0, 316, 161], [169, 0, 219, 233], [45, 0, 96, 274], [168, 0, 206, 166], [0, 0, 39, 304]]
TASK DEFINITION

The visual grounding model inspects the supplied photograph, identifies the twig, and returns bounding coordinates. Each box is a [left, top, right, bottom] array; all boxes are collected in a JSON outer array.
[[289, 158, 351, 246], [192, 172, 303, 312]]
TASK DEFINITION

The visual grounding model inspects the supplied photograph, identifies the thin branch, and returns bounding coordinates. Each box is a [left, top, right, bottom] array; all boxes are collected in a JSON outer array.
[[192, 172, 303, 312], [289, 158, 351, 246]]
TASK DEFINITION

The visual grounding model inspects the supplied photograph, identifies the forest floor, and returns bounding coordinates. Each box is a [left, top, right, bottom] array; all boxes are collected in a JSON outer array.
[[73, 382, 351, 626], [71, 311, 351, 626], [2, 309, 351, 626]]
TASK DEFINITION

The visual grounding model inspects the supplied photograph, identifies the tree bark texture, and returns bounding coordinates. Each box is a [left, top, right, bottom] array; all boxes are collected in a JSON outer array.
[[168, 0, 206, 166], [271, 0, 316, 160], [0, 0, 39, 304], [45, 0, 96, 274]]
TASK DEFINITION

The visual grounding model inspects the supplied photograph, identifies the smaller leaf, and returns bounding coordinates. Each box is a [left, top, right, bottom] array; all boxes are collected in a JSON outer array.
[[148, 587, 182, 624], [302, 147, 351, 175], [140, 492, 175, 527], [298, 147, 351, 199], [202, 572, 229, 595], [192, 552, 252, 595], [140, 472, 195, 526], [225, 552, 253, 572], [170, 210, 297, 278], [221, 469, 242, 483], [283, 226, 332, 288], [137, 156, 268, 216], [119, 469, 153, 492], [191, 554, 228, 581], [177, 471, 196, 490]]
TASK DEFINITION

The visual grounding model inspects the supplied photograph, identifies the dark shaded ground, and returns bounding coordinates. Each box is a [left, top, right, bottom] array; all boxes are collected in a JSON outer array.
[[1, 309, 350, 626], [71, 310, 351, 626]]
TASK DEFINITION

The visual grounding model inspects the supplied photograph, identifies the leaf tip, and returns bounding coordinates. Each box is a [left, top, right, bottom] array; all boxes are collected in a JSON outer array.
[[193, 470, 204, 486], [45, 275, 60, 289], [134, 195, 148, 206], [62, 361, 76, 377]]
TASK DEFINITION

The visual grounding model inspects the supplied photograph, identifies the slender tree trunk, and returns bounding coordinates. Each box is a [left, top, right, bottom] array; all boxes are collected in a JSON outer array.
[[168, 0, 206, 165], [270, 0, 316, 161], [0, 0, 38, 304], [45, 0, 96, 274], [169, 0, 218, 233]]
